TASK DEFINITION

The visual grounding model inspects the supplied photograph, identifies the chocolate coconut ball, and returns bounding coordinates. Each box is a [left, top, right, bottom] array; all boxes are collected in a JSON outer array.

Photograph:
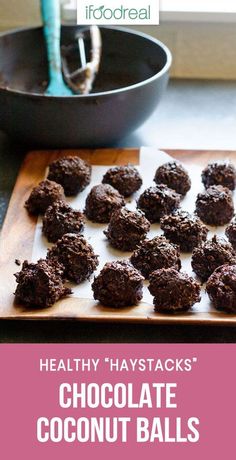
[[102, 165, 142, 197], [47, 156, 91, 196], [148, 268, 201, 313], [85, 184, 125, 223], [137, 185, 180, 223], [131, 236, 181, 279], [195, 185, 234, 226], [226, 218, 236, 249], [42, 200, 84, 243], [191, 235, 236, 282], [202, 161, 236, 191], [104, 207, 150, 251], [14, 259, 71, 308], [154, 161, 191, 196], [160, 210, 208, 252], [92, 260, 144, 307], [47, 233, 99, 284], [25, 179, 65, 216], [206, 264, 236, 312]]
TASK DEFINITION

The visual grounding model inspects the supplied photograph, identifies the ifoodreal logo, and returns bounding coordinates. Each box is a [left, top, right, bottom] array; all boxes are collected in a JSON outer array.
[[77, 0, 159, 25]]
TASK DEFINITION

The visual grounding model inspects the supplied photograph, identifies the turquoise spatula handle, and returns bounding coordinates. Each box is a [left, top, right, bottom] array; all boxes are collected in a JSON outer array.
[[41, 0, 73, 96]]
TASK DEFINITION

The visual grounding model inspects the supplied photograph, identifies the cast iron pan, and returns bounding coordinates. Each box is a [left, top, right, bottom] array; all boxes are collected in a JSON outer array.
[[0, 26, 171, 148]]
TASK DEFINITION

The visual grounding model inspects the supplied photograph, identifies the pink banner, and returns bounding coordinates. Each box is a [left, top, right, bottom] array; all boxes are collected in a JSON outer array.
[[0, 344, 234, 459]]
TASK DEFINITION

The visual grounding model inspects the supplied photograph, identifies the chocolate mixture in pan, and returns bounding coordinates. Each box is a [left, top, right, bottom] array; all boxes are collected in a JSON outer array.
[[154, 161, 191, 196], [42, 200, 84, 243], [104, 207, 150, 251], [25, 179, 65, 215], [226, 218, 236, 249], [195, 185, 234, 226], [92, 260, 144, 307], [14, 259, 71, 308], [137, 185, 180, 223], [148, 267, 201, 313], [131, 236, 181, 279], [191, 235, 236, 282], [202, 161, 236, 191], [48, 156, 91, 196], [206, 264, 236, 312], [160, 210, 208, 252], [85, 184, 125, 223], [102, 165, 142, 197], [47, 233, 99, 284]]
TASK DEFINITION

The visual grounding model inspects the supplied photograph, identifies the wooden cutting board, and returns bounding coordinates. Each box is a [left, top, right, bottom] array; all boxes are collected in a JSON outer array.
[[1, 147, 236, 325]]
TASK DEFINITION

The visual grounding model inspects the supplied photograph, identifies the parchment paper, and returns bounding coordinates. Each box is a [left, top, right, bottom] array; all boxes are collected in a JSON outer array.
[[32, 147, 231, 311]]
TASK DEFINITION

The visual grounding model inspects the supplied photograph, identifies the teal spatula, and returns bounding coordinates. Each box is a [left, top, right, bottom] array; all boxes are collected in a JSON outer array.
[[41, 0, 73, 96]]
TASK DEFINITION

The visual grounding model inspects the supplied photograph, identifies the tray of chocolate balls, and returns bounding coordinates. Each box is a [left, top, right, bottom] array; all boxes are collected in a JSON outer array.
[[1, 147, 236, 325]]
